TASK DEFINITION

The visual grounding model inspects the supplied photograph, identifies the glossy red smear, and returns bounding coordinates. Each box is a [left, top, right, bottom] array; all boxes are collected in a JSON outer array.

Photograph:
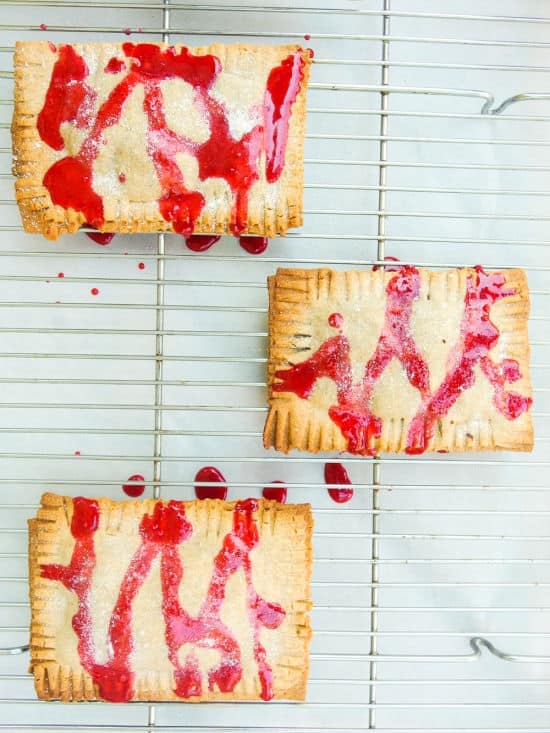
[[74, 450, 81, 456], [262, 481, 287, 503], [39, 23, 47, 30], [123, 43, 220, 88], [118, 172, 126, 183], [324, 463, 354, 503], [239, 236, 268, 255], [373, 256, 402, 272], [140, 500, 192, 544], [48, 41, 57, 54], [304, 34, 311, 41], [194, 466, 228, 500], [406, 267, 529, 454], [44, 157, 103, 226], [57, 272, 64, 278], [328, 312, 343, 329], [138, 262, 145, 270], [195, 96, 263, 236], [105, 57, 126, 74], [264, 51, 306, 183], [37, 45, 97, 150], [185, 235, 221, 252], [86, 230, 115, 245], [276, 266, 529, 455], [122, 474, 145, 497], [123, 27, 132, 35], [90, 287, 99, 296]]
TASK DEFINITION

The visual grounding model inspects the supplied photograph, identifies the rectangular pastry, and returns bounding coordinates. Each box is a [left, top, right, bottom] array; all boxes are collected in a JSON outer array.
[[13, 41, 311, 240], [264, 266, 533, 455], [29, 493, 312, 702]]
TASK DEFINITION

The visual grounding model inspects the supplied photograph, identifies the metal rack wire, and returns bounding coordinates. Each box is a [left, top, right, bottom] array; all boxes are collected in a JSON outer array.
[[0, 0, 550, 730]]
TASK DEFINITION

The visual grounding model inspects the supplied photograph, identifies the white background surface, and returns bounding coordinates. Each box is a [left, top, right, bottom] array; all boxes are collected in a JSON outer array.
[[1, 1, 550, 730]]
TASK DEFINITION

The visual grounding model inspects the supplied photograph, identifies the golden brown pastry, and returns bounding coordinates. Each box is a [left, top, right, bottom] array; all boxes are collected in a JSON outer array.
[[264, 266, 533, 455], [29, 493, 312, 702], [13, 41, 311, 240]]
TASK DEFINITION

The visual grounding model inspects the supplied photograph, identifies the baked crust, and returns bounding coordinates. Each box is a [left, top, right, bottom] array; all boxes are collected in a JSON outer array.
[[29, 493, 312, 702], [264, 267, 534, 455], [13, 41, 311, 240]]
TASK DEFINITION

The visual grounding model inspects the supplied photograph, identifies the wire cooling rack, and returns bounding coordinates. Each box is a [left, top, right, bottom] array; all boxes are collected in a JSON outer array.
[[1, 0, 550, 730]]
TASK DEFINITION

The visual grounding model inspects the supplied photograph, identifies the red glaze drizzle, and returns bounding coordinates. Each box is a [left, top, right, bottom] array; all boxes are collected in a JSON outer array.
[[194, 466, 228, 500], [239, 236, 269, 255], [38, 44, 306, 238], [274, 266, 531, 455], [122, 474, 146, 497], [372, 255, 402, 272], [262, 481, 287, 504], [41, 497, 285, 701], [324, 463, 353, 503], [105, 57, 126, 74], [185, 235, 221, 252], [263, 53, 307, 183]]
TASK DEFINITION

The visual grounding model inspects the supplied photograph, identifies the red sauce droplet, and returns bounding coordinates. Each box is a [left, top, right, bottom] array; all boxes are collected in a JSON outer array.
[[194, 466, 228, 500], [48, 41, 57, 54], [373, 256, 402, 272], [324, 463, 354, 503], [122, 474, 146, 497], [118, 172, 126, 183], [90, 287, 99, 296], [239, 236, 268, 255], [263, 52, 306, 183], [86, 230, 115, 245], [37, 44, 307, 238], [138, 262, 145, 270], [58, 272, 64, 278], [274, 266, 531, 455], [40, 496, 284, 701], [262, 481, 287, 504], [39, 23, 47, 30], [304, 34, 311, 41], [328, 312, 343, 329], [185, 235, 221, 252], [105, 57, 126, 74]]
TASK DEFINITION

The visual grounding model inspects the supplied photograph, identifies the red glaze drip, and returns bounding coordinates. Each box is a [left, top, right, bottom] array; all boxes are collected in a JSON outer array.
[[90, 287, 99, 296], [328, 312, 343, 329], [373, 256, 402, 272], [123, 27, 132, 35], [39, 23, 47, 30], [239, 236, 269, 255], [86, 231, 115, 245], [37, 45, 98, 151], [324, 463, 354, 503], [48, 41, 57, 54], [118, 172, 126, 183], [122, 474, 146, 497], [74, 450, 81, 455], [185, 235, 221, 252], [263, 52, 306, 183], [105, 57, 126, 74], [138, 262, 145, 270], [57, 272, 64, 278], [274, 266, 531, 455], [41, 497, 285, 702], [304, 34, 311, 41], [194, 466, 228, 500], [262, 481, 287, 504], [38, 44, 306, 237]]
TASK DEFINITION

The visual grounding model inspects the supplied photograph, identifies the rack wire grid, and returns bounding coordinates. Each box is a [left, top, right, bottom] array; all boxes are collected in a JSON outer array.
[[1, 0, 550, 730]]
